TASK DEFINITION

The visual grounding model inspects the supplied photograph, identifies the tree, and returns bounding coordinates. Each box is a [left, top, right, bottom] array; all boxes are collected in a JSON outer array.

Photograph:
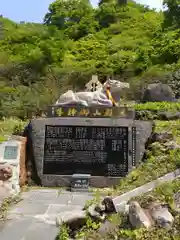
[[1, 0, 180, 118], [99, 0, 127, 5], [44, 0, 98, 39], [163, 0, 180, 29]]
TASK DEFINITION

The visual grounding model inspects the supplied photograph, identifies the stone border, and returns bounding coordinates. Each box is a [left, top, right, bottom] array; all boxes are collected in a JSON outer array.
[[113, 168, 180, 212]]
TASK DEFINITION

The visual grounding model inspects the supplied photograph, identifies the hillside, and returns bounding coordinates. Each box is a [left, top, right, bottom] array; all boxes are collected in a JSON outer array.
[[1, 1, 180, 239], [1, 0, 180, 119]]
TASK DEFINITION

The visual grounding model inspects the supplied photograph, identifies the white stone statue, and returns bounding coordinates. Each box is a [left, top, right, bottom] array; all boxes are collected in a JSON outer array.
[[55, 79, 130, 107]]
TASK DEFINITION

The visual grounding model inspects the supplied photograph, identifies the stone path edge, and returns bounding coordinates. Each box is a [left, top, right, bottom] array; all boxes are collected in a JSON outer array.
[[113, 168, 180, 212]]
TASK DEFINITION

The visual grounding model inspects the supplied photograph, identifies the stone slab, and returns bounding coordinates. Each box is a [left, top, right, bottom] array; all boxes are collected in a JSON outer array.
[[0, 218, 34, 240], [22, 220, 59, 240], [9, 202, 49, 216], [28, 118, 152, 188], [132, 120, 153, 166], [0, 218, 59, 240], [20, 189, 60, 202], [0, 188, 94, 239], [67, 193, 93, 206], [46, 204, 82, 215]]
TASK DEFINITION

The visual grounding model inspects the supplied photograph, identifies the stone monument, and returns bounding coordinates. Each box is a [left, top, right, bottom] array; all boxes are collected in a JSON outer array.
[[27, 77, 152, 188], [0, 139, 23, 195]]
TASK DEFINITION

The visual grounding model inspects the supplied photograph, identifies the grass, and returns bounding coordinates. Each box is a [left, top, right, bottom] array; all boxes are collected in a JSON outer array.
[[0, 117, 27, 143], [133, 177, 180, 208], [0, 195, 21, 220], [134, 102, 180, 111]]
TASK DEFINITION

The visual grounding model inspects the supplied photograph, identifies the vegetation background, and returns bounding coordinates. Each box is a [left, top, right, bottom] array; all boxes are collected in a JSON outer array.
[[1, 2, 180, 239], [1, 0, 180, 119]]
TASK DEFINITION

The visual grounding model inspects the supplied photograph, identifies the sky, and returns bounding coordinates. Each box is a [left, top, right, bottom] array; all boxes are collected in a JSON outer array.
[[0, 0, 163, 23]]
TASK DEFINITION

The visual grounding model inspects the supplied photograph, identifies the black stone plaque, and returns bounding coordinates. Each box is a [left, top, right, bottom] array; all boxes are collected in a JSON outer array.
[[71, 174, 90, 192], [43, 125, 129, 177]]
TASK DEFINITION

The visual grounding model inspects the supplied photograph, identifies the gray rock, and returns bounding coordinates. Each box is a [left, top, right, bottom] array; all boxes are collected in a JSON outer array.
[[151, 132, 174, 143], [56, 210, 86, 229], [102, 197, 116, 213], [147, 202, 174, 229], [94, 203, 106, 213], [142, 83, 175, 102], [158, 111, 180, 120], [87, 204, 106, 221], [128, 201, 152, 229], [88, 204, 101, 218], [98, 220, 118, 235]]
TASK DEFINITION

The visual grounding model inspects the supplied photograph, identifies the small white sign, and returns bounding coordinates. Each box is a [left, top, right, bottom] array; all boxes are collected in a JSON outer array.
[[4, 146, 18, 160]]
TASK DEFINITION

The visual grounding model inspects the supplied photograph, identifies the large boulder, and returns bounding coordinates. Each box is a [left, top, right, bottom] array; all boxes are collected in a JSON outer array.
[[146, 202, 174, 229], [142, 83, 175, 102], [128, 201, 152, 229]]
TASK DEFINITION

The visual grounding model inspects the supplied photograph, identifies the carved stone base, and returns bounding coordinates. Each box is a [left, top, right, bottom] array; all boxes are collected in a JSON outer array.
[[41, 175, 122, 188]]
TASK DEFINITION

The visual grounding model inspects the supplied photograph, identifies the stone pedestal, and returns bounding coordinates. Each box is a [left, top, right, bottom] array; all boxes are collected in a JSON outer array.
[[28, 116, 152, 188]]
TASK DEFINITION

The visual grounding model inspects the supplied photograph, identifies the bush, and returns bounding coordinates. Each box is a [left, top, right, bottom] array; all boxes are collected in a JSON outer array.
[[0, 118, 27, 142]]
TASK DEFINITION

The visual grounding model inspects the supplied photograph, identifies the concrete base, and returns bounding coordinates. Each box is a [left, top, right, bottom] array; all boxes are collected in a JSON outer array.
[[41, 175, 122, 188]]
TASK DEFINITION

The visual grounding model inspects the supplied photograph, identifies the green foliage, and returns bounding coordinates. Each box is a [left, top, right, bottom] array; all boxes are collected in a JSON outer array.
[[57, 224, 70, 240], [0, 1, 175, 119], [163, 0, 180, 29], [135, 102, 180, 111], [0, 195, 21, 220], [44, 0, 98, 40], [0, 1, 180, 118], [0, 118, 27, 142]]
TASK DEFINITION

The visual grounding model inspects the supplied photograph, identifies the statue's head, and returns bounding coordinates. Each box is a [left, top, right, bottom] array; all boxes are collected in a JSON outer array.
[[103, 79, 130, 92]]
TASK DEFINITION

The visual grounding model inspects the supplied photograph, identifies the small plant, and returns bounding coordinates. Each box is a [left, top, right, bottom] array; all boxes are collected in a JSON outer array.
[[57, 224, 70, 240], [12, 122, 26, 135], [135, 102, 180, 112], [86, 216, 101, 231], [0, 118, 27, 142], [0, 195, 21, 220]]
